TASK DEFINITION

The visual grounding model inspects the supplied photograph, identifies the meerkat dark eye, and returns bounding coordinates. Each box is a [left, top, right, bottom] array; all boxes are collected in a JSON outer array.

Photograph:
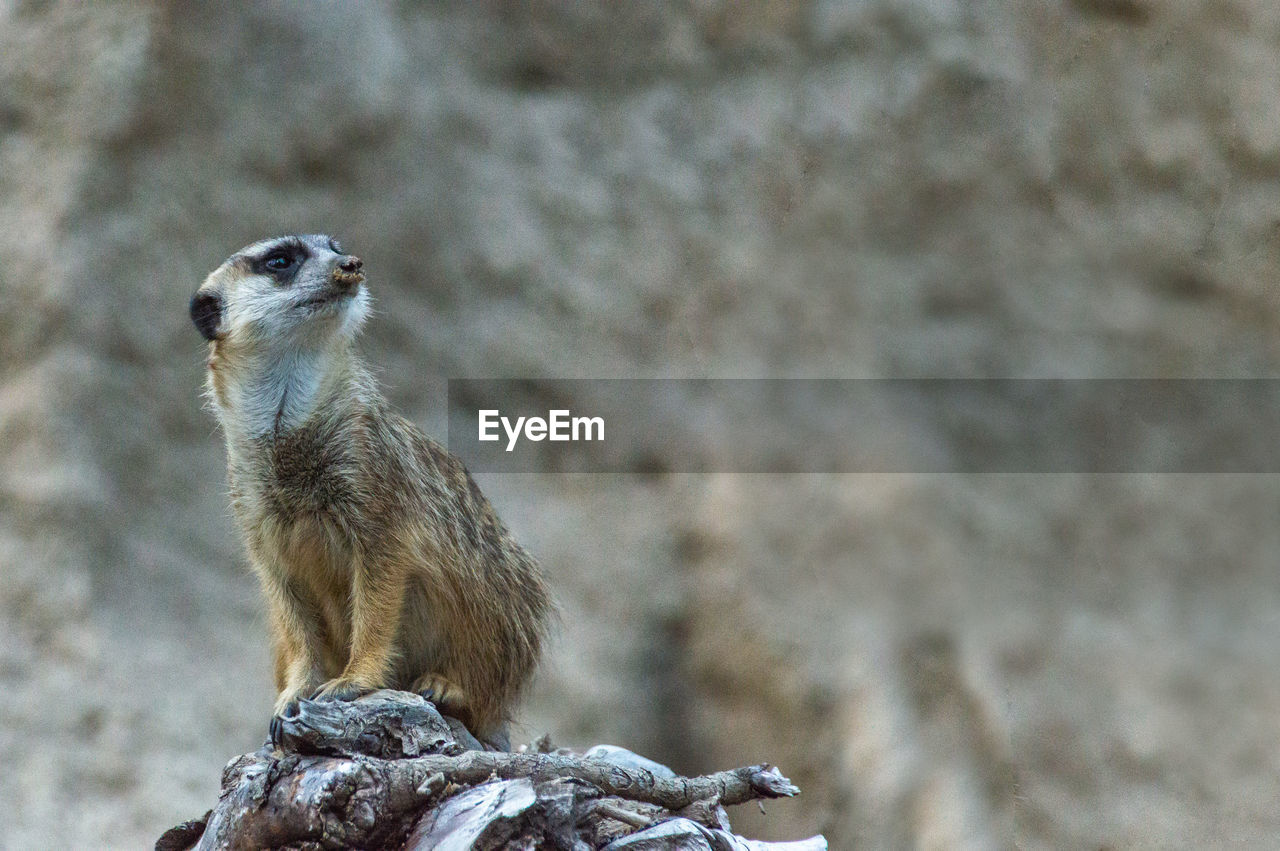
[[251, 241, 307, 282], [264, 252, 294, 271]]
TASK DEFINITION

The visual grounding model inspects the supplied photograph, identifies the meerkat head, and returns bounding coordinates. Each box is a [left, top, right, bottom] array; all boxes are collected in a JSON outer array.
[[190, 234, 370, 352]]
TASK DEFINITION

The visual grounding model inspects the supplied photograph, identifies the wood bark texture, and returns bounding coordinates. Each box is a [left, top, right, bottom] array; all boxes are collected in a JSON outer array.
[[155, 690, 827, 850]]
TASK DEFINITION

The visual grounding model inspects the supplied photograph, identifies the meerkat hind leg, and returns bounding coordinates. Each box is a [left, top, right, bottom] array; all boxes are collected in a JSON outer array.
[[411, 671, 509, 749]]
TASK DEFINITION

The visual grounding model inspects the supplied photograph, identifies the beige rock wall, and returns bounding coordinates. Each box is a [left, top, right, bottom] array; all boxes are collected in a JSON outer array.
[[3, 1, 1280, 847]]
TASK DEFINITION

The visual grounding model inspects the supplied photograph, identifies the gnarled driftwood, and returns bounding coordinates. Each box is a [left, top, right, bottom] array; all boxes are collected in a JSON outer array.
[[156, 690, 827, 850]]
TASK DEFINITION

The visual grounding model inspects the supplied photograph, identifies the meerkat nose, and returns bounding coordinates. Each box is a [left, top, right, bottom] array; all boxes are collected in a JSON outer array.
[[333, 255, 364, 290]]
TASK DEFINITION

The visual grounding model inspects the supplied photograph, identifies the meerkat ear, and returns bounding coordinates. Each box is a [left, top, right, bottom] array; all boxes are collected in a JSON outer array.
[[189, 290, 224, 341]]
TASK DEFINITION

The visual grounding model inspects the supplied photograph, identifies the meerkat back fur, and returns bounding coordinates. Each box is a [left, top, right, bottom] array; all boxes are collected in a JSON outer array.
[[190, 234, 551, 744]]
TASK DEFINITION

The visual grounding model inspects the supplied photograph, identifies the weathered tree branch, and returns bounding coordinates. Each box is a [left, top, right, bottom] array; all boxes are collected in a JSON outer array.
[[157, 691, 826, 850], [388, 750, 800, 811]]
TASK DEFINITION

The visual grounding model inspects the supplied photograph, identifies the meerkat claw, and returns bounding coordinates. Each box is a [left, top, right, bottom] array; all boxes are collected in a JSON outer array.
[[413, 673, 465, 713], [269, 697, 302, 747]]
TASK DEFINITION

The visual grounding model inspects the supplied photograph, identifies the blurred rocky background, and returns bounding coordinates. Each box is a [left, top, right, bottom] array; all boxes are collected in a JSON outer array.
[[4, 0, 1280, 847]]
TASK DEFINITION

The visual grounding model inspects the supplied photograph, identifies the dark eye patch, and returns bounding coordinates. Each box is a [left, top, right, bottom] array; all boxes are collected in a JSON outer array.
[[265, 251, 293, 269], [250, 240, 308, 284]]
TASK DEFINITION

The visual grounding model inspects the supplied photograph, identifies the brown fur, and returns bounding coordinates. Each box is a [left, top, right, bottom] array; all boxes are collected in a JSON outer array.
[[195, 236, 551, 741]]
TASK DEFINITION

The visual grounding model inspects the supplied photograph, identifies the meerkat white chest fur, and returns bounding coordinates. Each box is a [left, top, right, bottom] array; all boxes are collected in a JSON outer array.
[[191, 234, 551, 745], [225, 346, 331, 438]]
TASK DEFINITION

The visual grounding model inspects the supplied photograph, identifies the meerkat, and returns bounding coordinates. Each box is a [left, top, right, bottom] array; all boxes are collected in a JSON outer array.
[[190, 234, 551, 747]]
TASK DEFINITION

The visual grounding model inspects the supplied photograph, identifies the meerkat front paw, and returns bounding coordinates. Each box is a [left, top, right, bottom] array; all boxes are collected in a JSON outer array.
[[411, 672, 468, 716], [310, 676, 376, 703]]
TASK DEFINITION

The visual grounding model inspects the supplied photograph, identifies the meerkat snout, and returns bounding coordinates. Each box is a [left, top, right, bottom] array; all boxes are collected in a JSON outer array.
[[332, 255, 364, 290]]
